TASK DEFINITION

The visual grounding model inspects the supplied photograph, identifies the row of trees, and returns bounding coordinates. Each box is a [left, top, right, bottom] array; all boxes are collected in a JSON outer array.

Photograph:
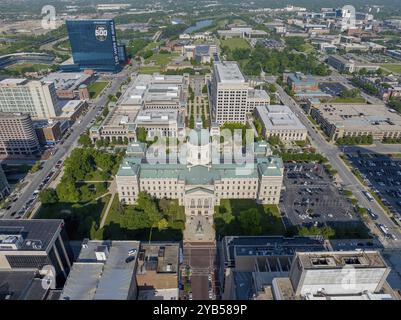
[[298, 225, 336, 239], [336, 135, 373, 145], [351, 78, 379, 96], [339, 88, 361, 99], [40, 147, 123, 204], [383, 137, 401, 144], [78, 134, 129, 149], [388, 98, 401, 113], [280, 151, 328, 163], [225, 42, 330, 76]]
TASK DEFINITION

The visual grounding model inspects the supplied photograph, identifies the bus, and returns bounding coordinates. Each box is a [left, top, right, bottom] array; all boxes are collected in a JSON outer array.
[[362, 190, 374, 202]]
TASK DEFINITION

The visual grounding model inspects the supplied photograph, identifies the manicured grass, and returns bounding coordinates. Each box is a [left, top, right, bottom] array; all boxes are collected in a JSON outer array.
[[88, 81, 109, 99], [6, 63, 52, 72], [220, 38, 250, 50], [331, 96, 366, 103], [35, 195, 111, 240], [214, 199, 285, 237], [381, 64, 401, 74], [300, 43, 315, 54], [139, 66, 163, 74], [145, 52, 179, 66], [144, 41, 161, 51]]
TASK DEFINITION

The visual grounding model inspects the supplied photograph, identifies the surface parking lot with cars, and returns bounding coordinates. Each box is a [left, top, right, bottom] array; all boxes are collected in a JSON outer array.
[[319, 82, 347, 97], [347, 154, 401, 220], [280, 162, 357, 226]]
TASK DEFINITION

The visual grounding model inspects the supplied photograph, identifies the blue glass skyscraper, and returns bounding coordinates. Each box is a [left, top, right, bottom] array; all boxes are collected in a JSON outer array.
[[65, 19, 123, 72]]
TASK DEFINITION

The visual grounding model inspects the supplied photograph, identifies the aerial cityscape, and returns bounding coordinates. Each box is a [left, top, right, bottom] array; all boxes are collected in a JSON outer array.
[[1, 0, 401, 304]]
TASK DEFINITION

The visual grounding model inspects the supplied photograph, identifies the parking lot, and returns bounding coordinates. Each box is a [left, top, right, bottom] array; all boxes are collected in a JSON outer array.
[[280, 162, 358, 226], [319, 82, 347, 97], [347, 154, 401, 218]]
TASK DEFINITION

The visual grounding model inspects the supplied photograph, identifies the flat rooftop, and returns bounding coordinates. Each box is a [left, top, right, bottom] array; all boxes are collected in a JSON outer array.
[[42, 72, 91, 91], [0, 78, 28, 86], [316, 103, 401, 131], [0, 219, 62, 252], [0, 271, 48, 300], [102, 106, 140, 129], [120, 74, 185, 107], [222, 236, 328, 266], [248, 89, 269, 100], [60, 240, 140, 300], [297, 250, 388, 269], [135, 109, 183, 126], [136, 243, 180, 291], [214, 61, 245, 83], [256, 105, 307, 131]]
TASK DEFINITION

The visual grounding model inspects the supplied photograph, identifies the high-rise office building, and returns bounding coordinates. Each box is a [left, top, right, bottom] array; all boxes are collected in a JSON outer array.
[[210, 61, 269, 124], [65, 19, 124, 72], [0, 219, 74, 287], [0, 165, 10, 200], [0, 112, 40, 158], [0, 79, 60, 119]]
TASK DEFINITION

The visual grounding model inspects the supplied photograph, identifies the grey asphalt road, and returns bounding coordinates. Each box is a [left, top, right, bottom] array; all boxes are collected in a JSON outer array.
[[273, 82, 401, 249], [3, 66, 133, 219]]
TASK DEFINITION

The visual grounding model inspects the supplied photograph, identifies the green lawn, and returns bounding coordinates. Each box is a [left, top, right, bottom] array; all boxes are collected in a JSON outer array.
[[214, 199, 285, 237], [300, 43, 315, 54], [6, 63, 52, 72], [381, 64, 401, 74], [88, 81, 109, 99], [138, 66, 163, 74], [144, 41, 161, 51], [145, 52, 179, 66], [220, 38, 250, 50], [35, 195, 111, 240], [331, 96, 366, 103]]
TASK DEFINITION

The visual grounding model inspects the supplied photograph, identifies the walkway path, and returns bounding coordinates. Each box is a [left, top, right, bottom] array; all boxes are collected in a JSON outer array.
[[99, 179, 117, 228]]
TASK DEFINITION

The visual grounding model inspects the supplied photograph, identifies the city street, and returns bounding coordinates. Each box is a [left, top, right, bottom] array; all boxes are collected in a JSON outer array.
[[2, 66, 133, 219], [273, 81, 401, 248]]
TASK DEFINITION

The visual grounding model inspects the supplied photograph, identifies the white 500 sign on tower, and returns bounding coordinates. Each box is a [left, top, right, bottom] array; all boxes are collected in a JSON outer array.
[[95, 25, 108, 41]]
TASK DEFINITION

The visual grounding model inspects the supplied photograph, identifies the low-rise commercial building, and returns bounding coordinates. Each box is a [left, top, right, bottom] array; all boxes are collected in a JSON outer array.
[[286, 73, 318, 92], [310, 103, 401, 141], [136, 243, 180, 300], [60, 239, 140, 300], [55, 100, 89, 124], [386, 49, 401, 60], [33, 120, 62, 144], [327, 55, 355, 73], [120, 74, 188, 110], [255, 105, 307, 141], [327, 55, 380, 73], [219, 236, 330, 300], [353, 75, 401, 102], [41, 72, 93, 100], [271, 251, 399, 300], [134, 109, 185, 139], [0, 112, 40, 158], [217, 27, 267, 39], [90, 74, 189, 143]]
